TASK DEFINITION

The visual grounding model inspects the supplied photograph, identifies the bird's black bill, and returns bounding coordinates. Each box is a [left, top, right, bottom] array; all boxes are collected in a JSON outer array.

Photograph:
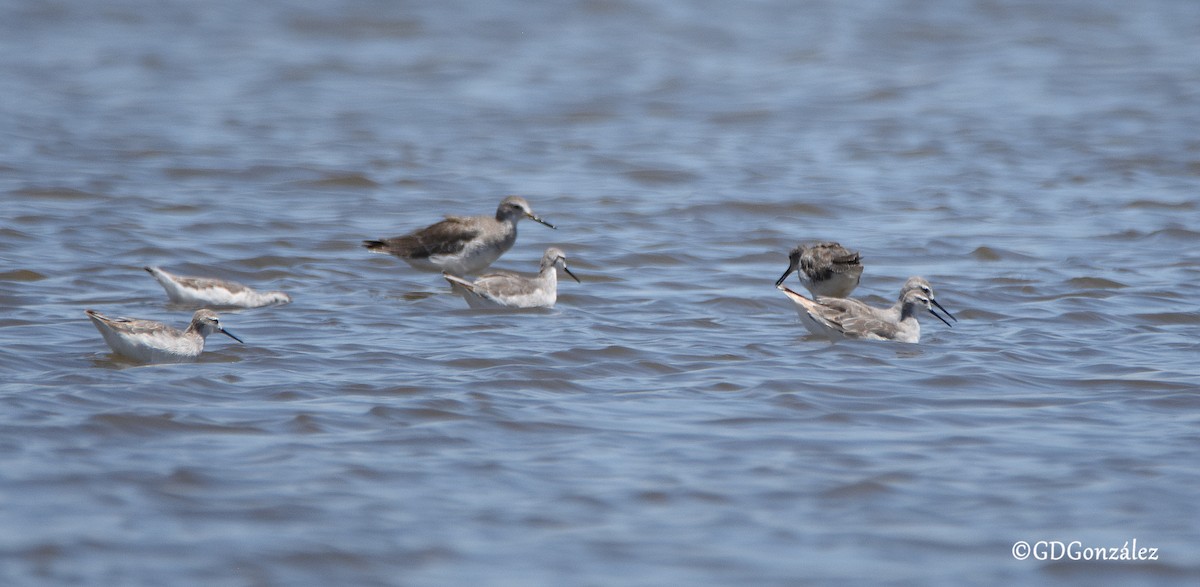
[[927, 308, 953, 328], [221, 329, 245, 344], [563, 266, 581, 283], [528, 214, 556, 229], [774, 267, 795, 288], [931, 298, 958, 322]]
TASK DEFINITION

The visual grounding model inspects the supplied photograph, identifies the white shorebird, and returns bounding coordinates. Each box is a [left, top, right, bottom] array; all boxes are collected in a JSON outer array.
[[777, 276, 956, 343], [363, 196, 556, 276], [443, 247, 580, 309], [144, 266, 292, 308], [86, 309, 244, 363], [775, 242, 864, 298]]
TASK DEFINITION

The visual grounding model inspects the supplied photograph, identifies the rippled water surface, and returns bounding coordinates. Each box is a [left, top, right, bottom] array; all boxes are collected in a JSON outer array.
[[2, 1, 1199, 585]]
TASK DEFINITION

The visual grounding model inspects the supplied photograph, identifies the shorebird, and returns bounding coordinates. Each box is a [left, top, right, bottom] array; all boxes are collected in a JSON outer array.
[[774, 242, 864, 298], [144, 266, 291, 308], [363, 196, 555, 276], [777, 276, 955, 343], [443, 247, 580, 309], [893, 277, 957, 323], [85, 309, 243, 363]]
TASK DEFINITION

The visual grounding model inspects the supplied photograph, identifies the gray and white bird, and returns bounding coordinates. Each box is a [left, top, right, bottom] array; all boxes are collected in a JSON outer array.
[[443, 247, 580, 309], [86, 308, 244, 363], [144, 266, 291, 308], [777, 276, 955, 343], [363, 196, 555, 276]]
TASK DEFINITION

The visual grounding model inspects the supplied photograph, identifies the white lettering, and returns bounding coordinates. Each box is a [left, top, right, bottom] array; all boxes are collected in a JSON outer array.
[[1033, 541, 1049, 561], [1017, 538, 1159, 563], [1067, 540, 1082, 561]]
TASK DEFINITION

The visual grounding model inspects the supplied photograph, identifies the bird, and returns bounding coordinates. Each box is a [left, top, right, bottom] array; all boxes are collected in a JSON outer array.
[[442, 247, 580, 309], [774, 242, 864, 298], [892, 276, 957, 323], [85, 308, 243, 363], [144, 266, 291, 308], [363, 196, 556, 276], [777, 276, 955, 343]]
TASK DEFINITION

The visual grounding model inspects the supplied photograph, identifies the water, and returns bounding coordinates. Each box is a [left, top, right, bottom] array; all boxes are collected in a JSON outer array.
[[2, 1, 1198, 585]]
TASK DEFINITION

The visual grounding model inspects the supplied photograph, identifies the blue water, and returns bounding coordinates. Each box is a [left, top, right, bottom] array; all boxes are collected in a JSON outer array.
[[2, 1, 1198, 585]]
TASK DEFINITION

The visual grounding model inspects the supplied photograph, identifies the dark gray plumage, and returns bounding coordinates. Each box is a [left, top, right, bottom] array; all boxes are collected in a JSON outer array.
[[775, 241, 864, 298]]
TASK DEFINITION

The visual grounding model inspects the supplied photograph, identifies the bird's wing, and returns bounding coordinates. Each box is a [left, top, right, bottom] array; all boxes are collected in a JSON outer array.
[[470, 272, 537, 298], [368, 216, 481, 259], [811, 298, 893, 339]]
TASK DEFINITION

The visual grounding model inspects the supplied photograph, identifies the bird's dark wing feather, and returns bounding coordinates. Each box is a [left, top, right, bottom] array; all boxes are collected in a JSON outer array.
[[364, 216, 480, 259]]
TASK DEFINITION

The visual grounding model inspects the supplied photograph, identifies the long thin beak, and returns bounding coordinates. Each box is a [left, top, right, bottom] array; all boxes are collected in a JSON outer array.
[[774, 264, 795, 288], [562, 265, 581, 283], [930, 298, 958, 322], [220, 328, 245, 344], [527, 213, 556, 229], [927, 308, 953, 328]]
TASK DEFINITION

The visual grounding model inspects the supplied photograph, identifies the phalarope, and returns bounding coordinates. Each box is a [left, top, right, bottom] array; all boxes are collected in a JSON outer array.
[[443, 247, 580, 309], [144, 266, 291, 308], [363, 196, 555, 276], [775, 242, 864, 298], [894, 277, 956, 323], [777, 276, 955, 343], [86, 309, 243, 363]]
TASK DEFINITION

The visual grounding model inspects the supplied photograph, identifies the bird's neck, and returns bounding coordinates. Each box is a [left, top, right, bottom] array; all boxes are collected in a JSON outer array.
[[882, 299, 907, 321]]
